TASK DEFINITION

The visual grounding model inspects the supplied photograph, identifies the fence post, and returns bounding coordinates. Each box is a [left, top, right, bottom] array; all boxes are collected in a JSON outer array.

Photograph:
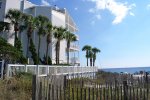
[[32, 75, 37, 100], [36, 65, 39, 76], [123, 81, 128, 100], [25, 65, 27, 72], [39, 82, 42, 100], [145, 72, 149, 99], [1, 60, 4, 79], [88, 88, 90, 100], [47, 65, 49, 75], [64, 75, 67, 88], [6, 64, 10, 77]]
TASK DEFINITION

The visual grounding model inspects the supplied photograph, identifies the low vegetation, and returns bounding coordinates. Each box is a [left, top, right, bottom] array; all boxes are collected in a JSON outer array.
[[0, 72, 32, 100]]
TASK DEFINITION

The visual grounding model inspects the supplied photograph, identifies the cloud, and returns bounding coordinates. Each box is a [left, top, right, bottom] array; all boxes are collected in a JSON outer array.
[[129, 12, 135, 16], [95, 14, 101, 20], [74, 7, 78, 10], [91, 20, 96, 25], [88, 8, 96, 13], [41, 0, 50, 6], [87, 0, 136, 24], [90, 14, 101, 25], [147, 4, 150, 10]]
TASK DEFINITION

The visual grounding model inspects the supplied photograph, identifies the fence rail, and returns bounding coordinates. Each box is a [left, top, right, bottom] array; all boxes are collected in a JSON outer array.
[[6, 64, 98, 77]]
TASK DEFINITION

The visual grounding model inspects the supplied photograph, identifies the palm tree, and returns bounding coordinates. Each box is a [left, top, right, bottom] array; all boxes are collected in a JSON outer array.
[[24, 15, 36, 58], [35, 15, 49, 64], [92, 47, 100, 66], [45, 22, 53, 64], [65, 31, 77, 64], [82, 45, 92, 66], [53, 27, 67, 64], [5, 9, 24, 47]]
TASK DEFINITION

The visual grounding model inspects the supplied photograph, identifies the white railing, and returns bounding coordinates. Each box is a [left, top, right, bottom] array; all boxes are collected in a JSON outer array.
[[70, 57, 80, 64], [6, 64, 98, 77], [70, 44, 79, 51]]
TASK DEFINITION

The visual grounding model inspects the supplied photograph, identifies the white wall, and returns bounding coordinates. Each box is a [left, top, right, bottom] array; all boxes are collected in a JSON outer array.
[[23, 0, 35, 13], [0, 0, 6, 21], [0, 0, 22, 45], [4, 0, 21, 18], [51, 10, 67, 64]]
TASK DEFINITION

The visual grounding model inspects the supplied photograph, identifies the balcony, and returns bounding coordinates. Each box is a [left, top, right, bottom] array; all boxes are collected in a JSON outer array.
[[70, 57, 80, 64], [69, 44, 79, 51]]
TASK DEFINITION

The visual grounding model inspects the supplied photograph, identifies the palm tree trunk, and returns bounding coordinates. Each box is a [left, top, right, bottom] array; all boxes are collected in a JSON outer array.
[[37, 35, 41, 64], [67, 42, 70, 65], [14, 24, 19, 47], [93, 59, 95, 66], [56, 42, 58, 64], [86, 51, 88, 66], [46, 42, 49, 65], [87, 58, 88, 66], [14, 31, 18, 47], [58, 41, 60, 64], [67, 48, 69, 65], [26, 37, 30, 58], [90, 58, 92, 66]]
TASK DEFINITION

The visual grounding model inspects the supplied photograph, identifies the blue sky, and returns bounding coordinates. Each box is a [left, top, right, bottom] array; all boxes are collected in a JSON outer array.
[[30, 0, 150, 68]]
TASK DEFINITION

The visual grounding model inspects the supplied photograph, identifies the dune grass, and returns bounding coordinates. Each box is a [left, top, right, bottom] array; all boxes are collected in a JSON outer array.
[[0, 72, 32, 100]]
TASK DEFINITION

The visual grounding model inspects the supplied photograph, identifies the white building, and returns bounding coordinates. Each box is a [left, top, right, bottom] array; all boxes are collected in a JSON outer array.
[[0, 0, 80, 65]]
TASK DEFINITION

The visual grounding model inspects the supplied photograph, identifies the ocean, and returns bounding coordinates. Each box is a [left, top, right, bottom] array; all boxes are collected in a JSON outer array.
[[101, 67, 150, 74]]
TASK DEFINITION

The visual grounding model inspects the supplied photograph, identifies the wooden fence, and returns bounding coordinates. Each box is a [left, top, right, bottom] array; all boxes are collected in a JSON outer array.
[[0, 60, 4, 79], [32, 73, 150, 100]]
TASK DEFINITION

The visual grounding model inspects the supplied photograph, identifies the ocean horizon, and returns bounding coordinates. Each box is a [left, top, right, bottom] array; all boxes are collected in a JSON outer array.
[[100, 67, 150, 74]]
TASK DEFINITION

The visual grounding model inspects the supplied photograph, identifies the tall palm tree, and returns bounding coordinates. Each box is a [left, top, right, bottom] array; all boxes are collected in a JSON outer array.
[[92, 47, 100, 66], [35, 15, 49, 64], [45, 22, 53, 64], [5, 9, 24, 47], [53, 27, 67, 64], [82, 45, 92, 66], [65, 31, 77, 64], [24, 15, 36, 58]]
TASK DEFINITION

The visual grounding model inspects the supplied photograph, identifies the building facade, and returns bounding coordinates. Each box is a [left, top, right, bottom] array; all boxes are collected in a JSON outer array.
[[0, 0, 80, 65]]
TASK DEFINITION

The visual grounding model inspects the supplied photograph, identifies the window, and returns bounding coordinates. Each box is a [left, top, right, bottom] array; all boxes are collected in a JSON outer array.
[[0, 2, 2, 9]]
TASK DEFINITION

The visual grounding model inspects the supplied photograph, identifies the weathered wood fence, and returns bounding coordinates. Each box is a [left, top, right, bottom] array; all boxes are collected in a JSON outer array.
[[32, 73, 150, 100], [0, 60, 4, 79]]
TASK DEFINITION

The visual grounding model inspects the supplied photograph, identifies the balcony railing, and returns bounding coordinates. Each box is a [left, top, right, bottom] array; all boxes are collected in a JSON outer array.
[[6, 64, 98, 77], [70, 44, 79, 51], [70, 57, 80, 64]]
